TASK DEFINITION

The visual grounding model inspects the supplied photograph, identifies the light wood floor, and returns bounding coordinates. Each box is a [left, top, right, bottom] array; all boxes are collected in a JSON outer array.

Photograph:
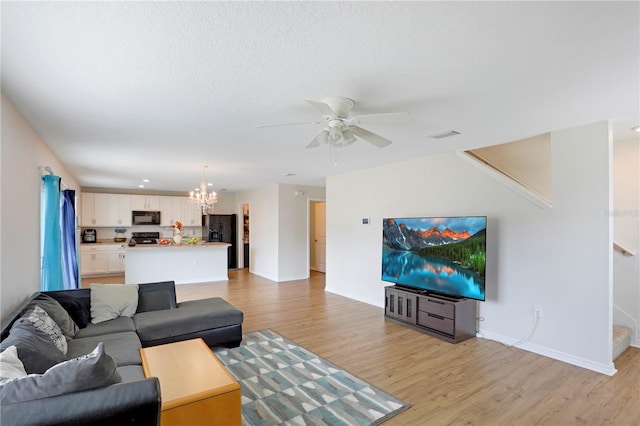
[[85, 269, 639, 425]]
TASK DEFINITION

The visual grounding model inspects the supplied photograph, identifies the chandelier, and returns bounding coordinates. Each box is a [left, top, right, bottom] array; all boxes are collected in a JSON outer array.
[[189, 165, 218, 214]]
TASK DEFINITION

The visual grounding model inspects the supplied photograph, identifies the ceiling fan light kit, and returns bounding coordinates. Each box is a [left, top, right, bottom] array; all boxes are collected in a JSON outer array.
[[261, 96, 410, 151]]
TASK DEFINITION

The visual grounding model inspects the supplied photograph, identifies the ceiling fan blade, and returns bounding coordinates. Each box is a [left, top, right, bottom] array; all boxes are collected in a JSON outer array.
[[256, 120, 321, 128], [349, 125, 392, 148], [349, 111, 411, 125], [305, 100, 337, 118], [306, 129, 329, 149]]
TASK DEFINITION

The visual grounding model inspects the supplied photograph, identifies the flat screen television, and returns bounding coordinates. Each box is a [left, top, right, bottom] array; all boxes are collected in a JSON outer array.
[[382, 216, 487, 301]]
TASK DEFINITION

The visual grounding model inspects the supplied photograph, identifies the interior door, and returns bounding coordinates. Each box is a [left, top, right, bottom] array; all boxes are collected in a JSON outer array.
[[313, 202, 326, 273]]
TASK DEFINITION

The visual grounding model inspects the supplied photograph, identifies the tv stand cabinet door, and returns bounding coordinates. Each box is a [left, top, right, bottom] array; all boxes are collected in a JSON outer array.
[[385, 287, 417, 325]]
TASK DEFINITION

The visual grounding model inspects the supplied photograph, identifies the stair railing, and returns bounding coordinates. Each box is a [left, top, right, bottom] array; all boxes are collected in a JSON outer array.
[[614, 241, 636, 256]]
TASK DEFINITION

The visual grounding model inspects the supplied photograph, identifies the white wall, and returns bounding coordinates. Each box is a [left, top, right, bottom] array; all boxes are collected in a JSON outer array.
[[613, 137, 640, 346], [235, 183, 325, 282], [209, 192, 236, 215], [236, 184, 279, 280], [278, 184, 326, 281], [326, 121, 614, 375], [1, 95, 80, 321]]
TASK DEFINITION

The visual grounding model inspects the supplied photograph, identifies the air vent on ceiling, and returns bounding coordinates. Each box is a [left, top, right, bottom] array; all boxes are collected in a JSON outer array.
[[428, 130, 461, 139]]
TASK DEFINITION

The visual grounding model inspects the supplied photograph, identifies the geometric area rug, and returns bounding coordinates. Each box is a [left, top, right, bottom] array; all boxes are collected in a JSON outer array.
[[214, 329, 411, 425]]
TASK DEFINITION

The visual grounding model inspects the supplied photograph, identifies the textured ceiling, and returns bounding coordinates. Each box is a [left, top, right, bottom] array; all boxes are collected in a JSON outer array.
[[2, 1, 638, 193]]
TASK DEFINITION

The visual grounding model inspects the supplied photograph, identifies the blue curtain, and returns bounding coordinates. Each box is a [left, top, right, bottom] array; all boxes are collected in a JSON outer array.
[[42, 175, 64, 291], [61, 189, 79, 289]]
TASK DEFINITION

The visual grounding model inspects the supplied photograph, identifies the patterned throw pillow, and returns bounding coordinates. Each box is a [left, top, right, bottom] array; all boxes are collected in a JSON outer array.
[[27, 294, 79, 339], [1, 321, 67, 374], [23, 306, 68, 355]]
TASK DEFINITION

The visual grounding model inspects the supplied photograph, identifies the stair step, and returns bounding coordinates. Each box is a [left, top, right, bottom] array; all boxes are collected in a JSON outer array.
[[613, 325, 632, 361]]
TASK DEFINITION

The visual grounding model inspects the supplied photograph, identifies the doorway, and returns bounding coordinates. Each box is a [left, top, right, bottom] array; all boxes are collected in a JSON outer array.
[[310, 201, 326, 273], [242, 203, 250, 269]]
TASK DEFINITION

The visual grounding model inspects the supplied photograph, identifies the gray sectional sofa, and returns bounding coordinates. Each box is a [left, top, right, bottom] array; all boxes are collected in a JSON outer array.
[[0, 281, 243, 426]]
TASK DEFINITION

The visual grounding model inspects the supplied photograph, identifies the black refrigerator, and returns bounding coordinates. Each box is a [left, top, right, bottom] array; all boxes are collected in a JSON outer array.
[[204, 214, 237, 268]]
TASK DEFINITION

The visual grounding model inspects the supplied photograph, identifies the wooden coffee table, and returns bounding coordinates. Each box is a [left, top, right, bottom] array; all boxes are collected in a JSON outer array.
[[140, 338, 241, 426]]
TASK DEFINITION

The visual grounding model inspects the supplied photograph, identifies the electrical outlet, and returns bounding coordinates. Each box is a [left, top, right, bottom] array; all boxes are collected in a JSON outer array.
[[533, 305, 542, 319]]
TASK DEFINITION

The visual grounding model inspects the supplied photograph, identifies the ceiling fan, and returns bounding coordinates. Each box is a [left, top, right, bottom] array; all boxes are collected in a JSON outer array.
[[258, 97, 411, 149]]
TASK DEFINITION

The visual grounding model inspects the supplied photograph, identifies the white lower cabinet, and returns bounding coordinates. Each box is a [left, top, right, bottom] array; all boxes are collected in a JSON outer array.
[[107, 251, 126, 272], [80, 244, 125, 276]]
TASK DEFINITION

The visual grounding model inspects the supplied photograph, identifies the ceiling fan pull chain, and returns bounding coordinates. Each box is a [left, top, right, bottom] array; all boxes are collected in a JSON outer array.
[[327, 144, 338, 167]]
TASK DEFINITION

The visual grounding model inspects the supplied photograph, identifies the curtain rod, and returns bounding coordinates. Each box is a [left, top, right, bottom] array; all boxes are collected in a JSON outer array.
[[40, 166, 70, 189], [40, 166, 54, 176]]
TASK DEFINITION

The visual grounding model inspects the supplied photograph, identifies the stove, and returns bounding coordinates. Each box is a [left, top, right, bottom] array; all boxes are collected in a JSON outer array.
[[131, 232, 159, 245]]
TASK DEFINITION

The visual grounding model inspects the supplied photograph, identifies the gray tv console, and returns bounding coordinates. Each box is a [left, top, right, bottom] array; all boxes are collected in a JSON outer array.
[[384, 285, 477, 343]]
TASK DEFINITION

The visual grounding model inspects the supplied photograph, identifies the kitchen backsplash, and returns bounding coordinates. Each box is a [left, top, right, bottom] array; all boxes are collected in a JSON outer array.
[[82, 225, 203, 240]]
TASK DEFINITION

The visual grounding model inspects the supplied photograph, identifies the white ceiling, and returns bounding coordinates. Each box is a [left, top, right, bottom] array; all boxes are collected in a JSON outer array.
[[2, 1, 638, 193]]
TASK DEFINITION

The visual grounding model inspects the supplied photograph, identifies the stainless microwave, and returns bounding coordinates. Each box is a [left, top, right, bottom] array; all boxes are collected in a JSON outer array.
[[132, 211, 161, 225]]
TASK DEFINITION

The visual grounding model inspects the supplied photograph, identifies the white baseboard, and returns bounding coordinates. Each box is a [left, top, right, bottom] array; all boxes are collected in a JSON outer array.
[[479, 329, 617, 376]]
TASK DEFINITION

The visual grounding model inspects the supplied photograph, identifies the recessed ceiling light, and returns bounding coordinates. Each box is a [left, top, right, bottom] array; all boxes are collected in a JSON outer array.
[[428, 130, 462, 139], [207, 183, 213, 186], [138, 185, 145, 188], [142, 179, 150, 183], [632, 126, 640, 132], [282, 173, 296, 177]]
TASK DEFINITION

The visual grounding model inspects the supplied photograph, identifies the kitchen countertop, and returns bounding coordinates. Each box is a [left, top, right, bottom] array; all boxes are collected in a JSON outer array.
[[125, 242, 230, 249], [81, 239, 128, 245], [82, 239, 224, 247]]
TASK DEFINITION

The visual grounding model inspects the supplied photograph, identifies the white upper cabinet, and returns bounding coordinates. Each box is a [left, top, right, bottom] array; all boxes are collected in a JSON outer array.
[[182, 198, 203, 227], [106, 194, 132, 227], [81, 193, 131, 227], [131, 195, 160, 211], [159, 196, 182, 227], [81, 193, 108, 226], [81, 193, 199, 228], [159, 196, 202, 227]]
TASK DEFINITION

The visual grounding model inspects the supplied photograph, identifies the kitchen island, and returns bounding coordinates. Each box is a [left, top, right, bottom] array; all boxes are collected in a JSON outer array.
[[124, 242, 231, 285]]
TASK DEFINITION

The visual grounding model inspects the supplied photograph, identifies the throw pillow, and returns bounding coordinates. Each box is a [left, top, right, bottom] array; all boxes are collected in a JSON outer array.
[[26, 293, 79, 339], [0, 320, 67, 374], [23, 306, 68, 354], [0, 346, 27, 381], [90, 284, 139, 324], [137, 281, 177, 312], [0, 342, 121, 405], [52, 294, 91, 328]]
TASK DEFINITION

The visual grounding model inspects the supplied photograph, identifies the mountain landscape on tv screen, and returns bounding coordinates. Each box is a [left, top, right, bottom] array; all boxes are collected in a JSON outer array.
[[383, 218, 486, 279]]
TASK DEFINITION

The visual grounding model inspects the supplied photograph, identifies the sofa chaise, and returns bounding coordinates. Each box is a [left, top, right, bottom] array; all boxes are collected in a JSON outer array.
[[0, 280, 243, 426]]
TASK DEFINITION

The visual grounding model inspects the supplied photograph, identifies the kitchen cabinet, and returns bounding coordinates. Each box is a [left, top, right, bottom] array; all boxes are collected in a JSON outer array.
[[80, 244, 125, 276], [160, 196, 182, 227], [80, 246, 108, 275], [81, 193, 108, 226], [81, 193, 131, 227], [131, 195, 160, 211], [159, 196, 201, 227], [181, 198, 203, 227], [107, 250, 126, 273], [81, 192, 201, 229], [106, 194, 132, 227]]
